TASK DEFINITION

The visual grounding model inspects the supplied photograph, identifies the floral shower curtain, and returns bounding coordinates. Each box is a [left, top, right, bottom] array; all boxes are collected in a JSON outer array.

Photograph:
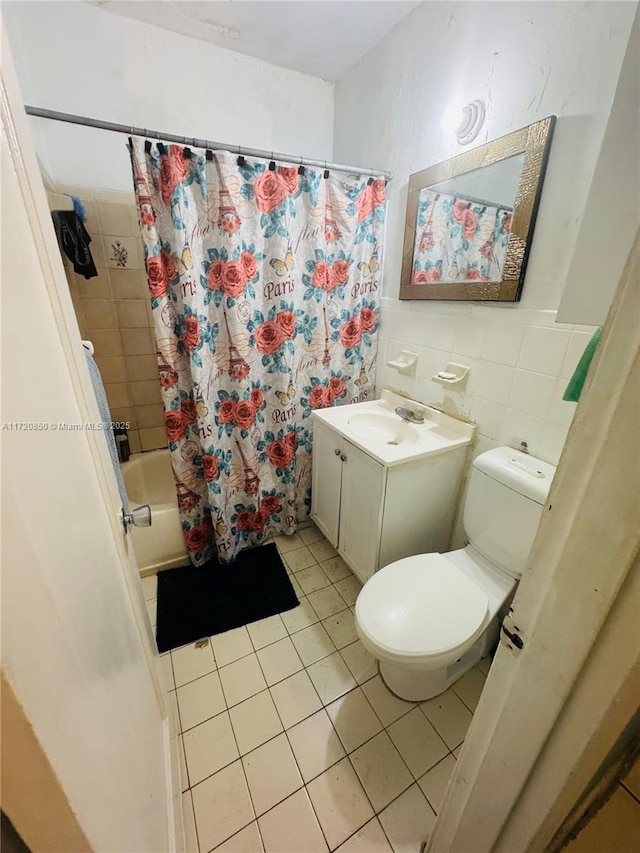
[[411, 188, 511, 283], [130, 141, 385, 564]]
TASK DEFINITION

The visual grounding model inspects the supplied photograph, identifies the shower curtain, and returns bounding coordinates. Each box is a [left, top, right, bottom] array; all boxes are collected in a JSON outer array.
[[130, 141, 385, 564], [411, 188, 511, 283]]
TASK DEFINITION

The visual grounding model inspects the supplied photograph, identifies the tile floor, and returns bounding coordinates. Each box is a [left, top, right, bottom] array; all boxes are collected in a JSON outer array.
[[143, 525, 492, 853]]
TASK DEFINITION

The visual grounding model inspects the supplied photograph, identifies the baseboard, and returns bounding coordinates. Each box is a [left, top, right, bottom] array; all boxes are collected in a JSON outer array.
[[163, 716, 185, 853]]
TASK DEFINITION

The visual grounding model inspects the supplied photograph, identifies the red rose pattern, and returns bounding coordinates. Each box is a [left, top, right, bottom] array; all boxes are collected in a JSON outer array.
[[309, 386, 330, 409], [241, 251, 258, 281], [146, 256, 168, 298], [359, 307, 377, 332], [234, 400, 256, 430], [158, 146, 190, 206], [276, 311, 296, 339], [183, 316, 200, 350], [202, 454, 219, 480], [254, 321, 285, 355], [164, 410, 186, 442], [218, 399, 236, 424], [253, 170, 288, 214], [261, 495, 280, 515], [339, 317, 362, 349], [412, 268, 442, 283], [266, 438, 295, 468], [250, 388, 265, 409]]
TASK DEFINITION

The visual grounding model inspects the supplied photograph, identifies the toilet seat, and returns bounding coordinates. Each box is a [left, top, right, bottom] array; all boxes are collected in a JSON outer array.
[[356, 553, 489, 664]]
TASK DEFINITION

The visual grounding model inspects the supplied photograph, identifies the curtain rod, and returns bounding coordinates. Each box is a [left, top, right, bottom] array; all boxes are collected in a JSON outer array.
[[24, 105, 393, 181]]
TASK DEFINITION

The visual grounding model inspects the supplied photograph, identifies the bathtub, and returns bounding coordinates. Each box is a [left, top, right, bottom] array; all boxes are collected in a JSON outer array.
[[121, 450, 189, 575]]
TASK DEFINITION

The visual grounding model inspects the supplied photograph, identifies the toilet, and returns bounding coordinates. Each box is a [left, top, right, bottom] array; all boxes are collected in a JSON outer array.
[[355, 447, 556, 701]]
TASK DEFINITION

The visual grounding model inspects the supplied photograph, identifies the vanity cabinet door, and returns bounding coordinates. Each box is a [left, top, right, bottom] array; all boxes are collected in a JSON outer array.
[[311, 420, 343, 547], [338, 441, 386, 584]]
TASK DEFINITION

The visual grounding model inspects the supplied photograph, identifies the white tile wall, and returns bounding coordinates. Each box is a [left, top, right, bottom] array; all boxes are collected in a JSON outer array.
[[377, 299, 597, 466]]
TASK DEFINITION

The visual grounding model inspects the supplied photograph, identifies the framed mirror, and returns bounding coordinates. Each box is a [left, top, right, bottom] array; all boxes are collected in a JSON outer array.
[[400, 116, 555, 302]]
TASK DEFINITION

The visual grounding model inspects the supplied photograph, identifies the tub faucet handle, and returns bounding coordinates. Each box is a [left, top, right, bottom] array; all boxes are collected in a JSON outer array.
[[122, 504, 152, 534]]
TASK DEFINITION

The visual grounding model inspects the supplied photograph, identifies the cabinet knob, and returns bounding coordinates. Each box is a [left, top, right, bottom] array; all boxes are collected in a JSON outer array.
[[340, 454, 347, 462], [334, 448, 341, 456]]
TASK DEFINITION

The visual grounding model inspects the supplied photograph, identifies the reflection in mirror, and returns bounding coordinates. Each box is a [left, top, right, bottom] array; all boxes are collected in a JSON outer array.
[[412, 154, 524, 284], [400, 118, 555, 302]]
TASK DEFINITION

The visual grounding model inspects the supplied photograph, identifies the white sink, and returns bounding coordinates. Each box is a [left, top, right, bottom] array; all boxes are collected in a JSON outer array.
[[312, 390, 476, 467], [346, 412, 420, 445]]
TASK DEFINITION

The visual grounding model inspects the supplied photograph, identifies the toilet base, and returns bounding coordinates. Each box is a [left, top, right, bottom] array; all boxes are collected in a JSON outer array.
[[378, 620, 499, 702]]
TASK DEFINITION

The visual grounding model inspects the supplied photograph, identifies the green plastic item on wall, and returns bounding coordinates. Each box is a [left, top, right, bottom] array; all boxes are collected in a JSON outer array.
[[563, 328, 602, 402]]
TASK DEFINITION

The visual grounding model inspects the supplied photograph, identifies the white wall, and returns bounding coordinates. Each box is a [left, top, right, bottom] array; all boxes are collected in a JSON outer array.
[[3, 1, 334, 191], [334, 1, 636, 465]]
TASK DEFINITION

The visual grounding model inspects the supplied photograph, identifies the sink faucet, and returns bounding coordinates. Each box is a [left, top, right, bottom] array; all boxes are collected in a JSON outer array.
[[395, 405, 425, 424]]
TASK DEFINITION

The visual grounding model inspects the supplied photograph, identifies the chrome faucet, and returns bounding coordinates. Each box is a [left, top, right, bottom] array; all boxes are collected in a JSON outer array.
[[395, 405, 425, 424]]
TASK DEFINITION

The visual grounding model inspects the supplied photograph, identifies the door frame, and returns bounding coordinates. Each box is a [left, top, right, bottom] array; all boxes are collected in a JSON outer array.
[[429, 232, 640, 851]]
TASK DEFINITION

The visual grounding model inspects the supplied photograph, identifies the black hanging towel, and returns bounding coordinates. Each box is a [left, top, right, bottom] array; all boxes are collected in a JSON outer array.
[[51, 210, 98, 279]]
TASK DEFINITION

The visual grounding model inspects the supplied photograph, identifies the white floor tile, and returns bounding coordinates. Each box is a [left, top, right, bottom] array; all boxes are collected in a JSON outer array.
[[307, 586, 348, 620], [183, 711, 239, 786], [192, 760, 254, 852], [420, 688, 473, 750], [335, 818, 393, 852], [350, 732, 413, 812], [182, 790, 199, 852], [296, 564, 331, 594], [300, 525, 324, 546], [307, 652, 358, 705], [361, 676, 416, 727], [322, 610, 359, 650], [291, 623, 336, 666], [141, 574, 157, 601], [177, 671, 226, 732], [243, 733, 303, 816], [387, 708, 449, 779], [378, 784, 436, 853], [214, 821, 263, 852], [228, 690, 283, 755], [287, 709, 346, 783], [418, 754, 457, 814], [172, 641, 216, 688], [340, 640, 377, 684], [247, 614, 287, 650], [270, 670, 323, 729], [256, 637, 303, 686], [308, 539, 338, 563], [219, 654, 268, 707], [211, 626, 254, 668], [281, 597, 320, 633], [307, 757, 374, 850], [286, 546, 318, 573], [158, 653, 175, 693], [453, 744, 463, 759], [326, 688, 382, 753], [258, 788, 328, 853], [452, 666, 487, 712], [274, 533, 305, 554], [333, 576, 362, 607], [320, 556, 352, 584], [289, 574, 303, 598]]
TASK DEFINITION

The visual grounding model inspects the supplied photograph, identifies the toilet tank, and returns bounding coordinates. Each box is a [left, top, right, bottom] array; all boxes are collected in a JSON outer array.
[[464, 447, 556, 578]]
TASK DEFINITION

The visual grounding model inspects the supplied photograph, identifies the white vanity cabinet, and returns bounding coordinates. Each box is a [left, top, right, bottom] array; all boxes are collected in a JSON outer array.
[[311, 407, 472, 585]]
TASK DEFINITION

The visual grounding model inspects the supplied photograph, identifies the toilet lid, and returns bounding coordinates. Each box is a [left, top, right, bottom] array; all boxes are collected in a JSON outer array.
[[356, 554, 489, 658]]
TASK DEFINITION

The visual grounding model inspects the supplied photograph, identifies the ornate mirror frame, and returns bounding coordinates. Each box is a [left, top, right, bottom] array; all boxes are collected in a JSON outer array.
[[400, 116, 555, 302]]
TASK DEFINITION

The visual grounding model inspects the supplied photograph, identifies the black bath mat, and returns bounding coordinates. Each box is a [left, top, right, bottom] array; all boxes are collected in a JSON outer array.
[[155, 543, 299, 653]]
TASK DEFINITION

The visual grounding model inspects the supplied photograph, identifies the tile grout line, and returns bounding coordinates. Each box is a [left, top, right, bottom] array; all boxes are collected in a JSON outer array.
[[247, 622, 332, 853]]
